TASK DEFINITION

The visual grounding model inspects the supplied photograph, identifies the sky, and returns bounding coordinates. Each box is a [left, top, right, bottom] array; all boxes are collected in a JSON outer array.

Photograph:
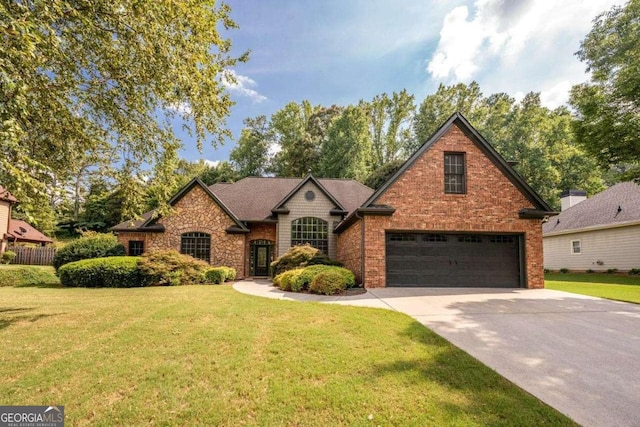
[[178, 0, 625, 166]]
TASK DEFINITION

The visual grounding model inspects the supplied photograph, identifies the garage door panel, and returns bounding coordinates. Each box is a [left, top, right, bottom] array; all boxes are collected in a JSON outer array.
[[386, 232, 521, 288]]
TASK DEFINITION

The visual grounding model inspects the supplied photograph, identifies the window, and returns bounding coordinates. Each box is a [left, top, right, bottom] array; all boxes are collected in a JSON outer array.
[[181, 232, 211, 262], [128, 240, 144, 256], [291, 217, 328, 253], [571, 240, 581, 254], [389, 233, 416, 242], [422, 234, 447, 242], [490, 236, 516, 244], [458, 235, 483, 243], [444, 152, 466, 194]]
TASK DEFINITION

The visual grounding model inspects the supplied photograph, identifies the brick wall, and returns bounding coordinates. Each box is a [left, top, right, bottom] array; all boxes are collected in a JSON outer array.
[[244, 223, 277, 276], [116, 185, 245, 276], [336, 219, 363, 284], [362, 123, 545, 288]]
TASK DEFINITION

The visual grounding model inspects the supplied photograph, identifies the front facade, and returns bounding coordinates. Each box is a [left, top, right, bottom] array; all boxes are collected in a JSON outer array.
[[114, 113, 553, 288], [543, 182, 640, 272]]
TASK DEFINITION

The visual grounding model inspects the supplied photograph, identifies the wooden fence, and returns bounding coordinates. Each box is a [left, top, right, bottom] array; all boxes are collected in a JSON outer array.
[[7, 245, 56, 266]]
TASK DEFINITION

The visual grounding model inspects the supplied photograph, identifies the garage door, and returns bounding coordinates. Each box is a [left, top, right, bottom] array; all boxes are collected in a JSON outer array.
[[386, 232, 522, 287]]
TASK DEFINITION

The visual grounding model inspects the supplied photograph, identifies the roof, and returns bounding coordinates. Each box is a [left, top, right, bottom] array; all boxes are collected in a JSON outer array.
[[111, 211, 156, 232], [0, 185, 17, 203], [543, 182, 640, 236], [7, 219, 53, 244], [363, 112, 553, 212], [209, 176, 374, 221]]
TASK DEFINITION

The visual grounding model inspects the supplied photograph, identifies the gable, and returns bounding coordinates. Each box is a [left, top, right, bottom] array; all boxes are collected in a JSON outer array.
[[364, 113, 552, 213], [272, 174, 346, 214]]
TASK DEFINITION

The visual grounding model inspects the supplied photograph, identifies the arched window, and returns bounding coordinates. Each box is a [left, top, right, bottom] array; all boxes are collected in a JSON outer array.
[[180, 232, 211, 262], [291, 217, 328, 254]]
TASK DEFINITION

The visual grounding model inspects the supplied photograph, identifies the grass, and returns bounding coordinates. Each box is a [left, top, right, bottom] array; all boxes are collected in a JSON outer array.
[[0, 285, 574, 426], [0, 264, 60, 288], [545, 272, 640, 304]]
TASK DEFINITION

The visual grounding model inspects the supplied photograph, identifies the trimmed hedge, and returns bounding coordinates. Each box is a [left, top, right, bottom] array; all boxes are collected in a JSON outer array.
[[58, 256, 141, 288], [205, 267, 226, 284], [138, 250, 210, 286], [273, 265, 355, 294], [0, 266, 60, 287], [1, 250, 16, 264], [53, 232, 125, 270], [270, 244, 342, 276], [309, 270, 348, 295]]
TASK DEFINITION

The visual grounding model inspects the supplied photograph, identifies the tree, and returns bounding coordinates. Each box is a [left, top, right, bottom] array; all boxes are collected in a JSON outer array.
[[362, 90, 416, 169], [199, 161, 239, 185], [0, 0, 247, 225], [570, 0, 640, 179], [318, 106, 372, 181], [230, 116, 272, 178], [364, 159, 405, 190], [270, 102, 342, 176]]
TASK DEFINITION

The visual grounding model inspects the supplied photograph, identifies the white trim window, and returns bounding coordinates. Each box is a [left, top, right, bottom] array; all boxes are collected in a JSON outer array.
[[571, 240, 581, 255]]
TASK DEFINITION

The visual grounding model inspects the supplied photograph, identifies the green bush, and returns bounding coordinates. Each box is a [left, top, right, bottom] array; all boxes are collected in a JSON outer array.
[[58, 256, 141, 288], [274, 265, 356, 293], [53, 232, 125, 270], [138, 250, 210, 286], [205, 267, 227, 284], [629, 268, 640, 276], [607, 268, 618, 274], [220, 266, 237, 281], [309, 270, 348, 295], [560, 268, 569, 274], [0, 266, 60, 287], [270, 244, 343, 276], [1, 250, 16, 264], [586, 269, 595, 273]]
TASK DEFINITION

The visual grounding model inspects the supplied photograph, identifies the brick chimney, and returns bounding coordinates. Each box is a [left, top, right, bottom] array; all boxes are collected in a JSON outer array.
[[560, 189, 587, 211]]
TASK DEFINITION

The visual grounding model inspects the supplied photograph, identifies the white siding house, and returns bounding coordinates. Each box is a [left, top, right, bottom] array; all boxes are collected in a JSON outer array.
[[543, 183, 640, 272]]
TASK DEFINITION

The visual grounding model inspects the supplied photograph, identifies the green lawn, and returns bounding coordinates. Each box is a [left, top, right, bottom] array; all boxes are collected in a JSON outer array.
[[0, 285, 574, 426], [545, 272, 640, 304]]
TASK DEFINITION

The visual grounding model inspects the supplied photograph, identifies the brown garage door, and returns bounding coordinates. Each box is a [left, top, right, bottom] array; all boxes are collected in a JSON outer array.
[[386, 232, 522, 287]]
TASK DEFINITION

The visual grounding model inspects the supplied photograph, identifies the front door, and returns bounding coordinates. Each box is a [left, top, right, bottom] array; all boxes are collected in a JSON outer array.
[[253, 245, 270, 276]]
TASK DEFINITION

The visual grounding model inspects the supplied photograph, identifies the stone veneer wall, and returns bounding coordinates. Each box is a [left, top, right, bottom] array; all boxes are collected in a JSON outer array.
[[362, 123, 545, 289], [336, 219, 363, 284], [244, 223, 277, 276], [116, 185, 245, 276]]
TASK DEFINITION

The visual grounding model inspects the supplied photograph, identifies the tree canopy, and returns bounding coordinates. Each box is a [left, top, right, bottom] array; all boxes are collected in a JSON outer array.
[[0, 0, 247, 231], [570, 0, 640, 179]]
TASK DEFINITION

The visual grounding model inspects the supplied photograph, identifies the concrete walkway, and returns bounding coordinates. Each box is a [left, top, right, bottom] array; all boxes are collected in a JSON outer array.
[[234, 279, 640, 427]]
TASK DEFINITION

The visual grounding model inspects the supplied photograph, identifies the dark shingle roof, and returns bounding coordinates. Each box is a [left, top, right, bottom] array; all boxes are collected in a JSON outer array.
[[111, 211, 155, 232], [543, 182, 640, 235], [210, 177, 374, 221]]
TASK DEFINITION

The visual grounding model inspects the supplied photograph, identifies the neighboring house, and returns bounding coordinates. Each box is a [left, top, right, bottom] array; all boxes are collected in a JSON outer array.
[[7, 219, 54, 246], [543, 182, 640, 272], [113, 113, 553, 288], [0, 185, 18, 254]]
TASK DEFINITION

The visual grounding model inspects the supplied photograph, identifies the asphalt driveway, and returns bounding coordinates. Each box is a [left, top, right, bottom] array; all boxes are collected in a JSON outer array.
[[235, 280, 640, 426]]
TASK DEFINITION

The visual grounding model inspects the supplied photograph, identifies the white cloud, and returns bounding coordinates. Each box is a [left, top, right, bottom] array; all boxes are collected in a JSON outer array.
[[203, 159, 220, 168], [222, 70, 267, 103], [169, 101, 192, 115], [426, 0, 625, 106]]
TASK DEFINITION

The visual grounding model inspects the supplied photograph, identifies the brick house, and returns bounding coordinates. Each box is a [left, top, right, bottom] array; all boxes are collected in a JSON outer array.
[[113, 113, 553, 288]]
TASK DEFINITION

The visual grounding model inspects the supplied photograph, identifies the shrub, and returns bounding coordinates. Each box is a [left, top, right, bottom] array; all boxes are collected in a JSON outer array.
[[1, 250, 16, 264], [586, 269, 595, 273], [270, 244, 320, 276], [58, 256, 141, 288], [53, 232, 125, 270], [0, 266, 60, 287], [560, 268, 569, 274], [607, 268, 618, 274], [270, 244, 343, 276], [309, 270, 347, 295], [138, 250, 210, 286], [274, 265, 356, 293], [221, 266, 237, 281], [205, 267, 227, 284], [543, 268, 550, 274], [629, 268, 640, 276]]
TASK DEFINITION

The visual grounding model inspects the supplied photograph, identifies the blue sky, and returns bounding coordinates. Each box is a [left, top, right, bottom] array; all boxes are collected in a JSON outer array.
[[179, 0, 624, 166]]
